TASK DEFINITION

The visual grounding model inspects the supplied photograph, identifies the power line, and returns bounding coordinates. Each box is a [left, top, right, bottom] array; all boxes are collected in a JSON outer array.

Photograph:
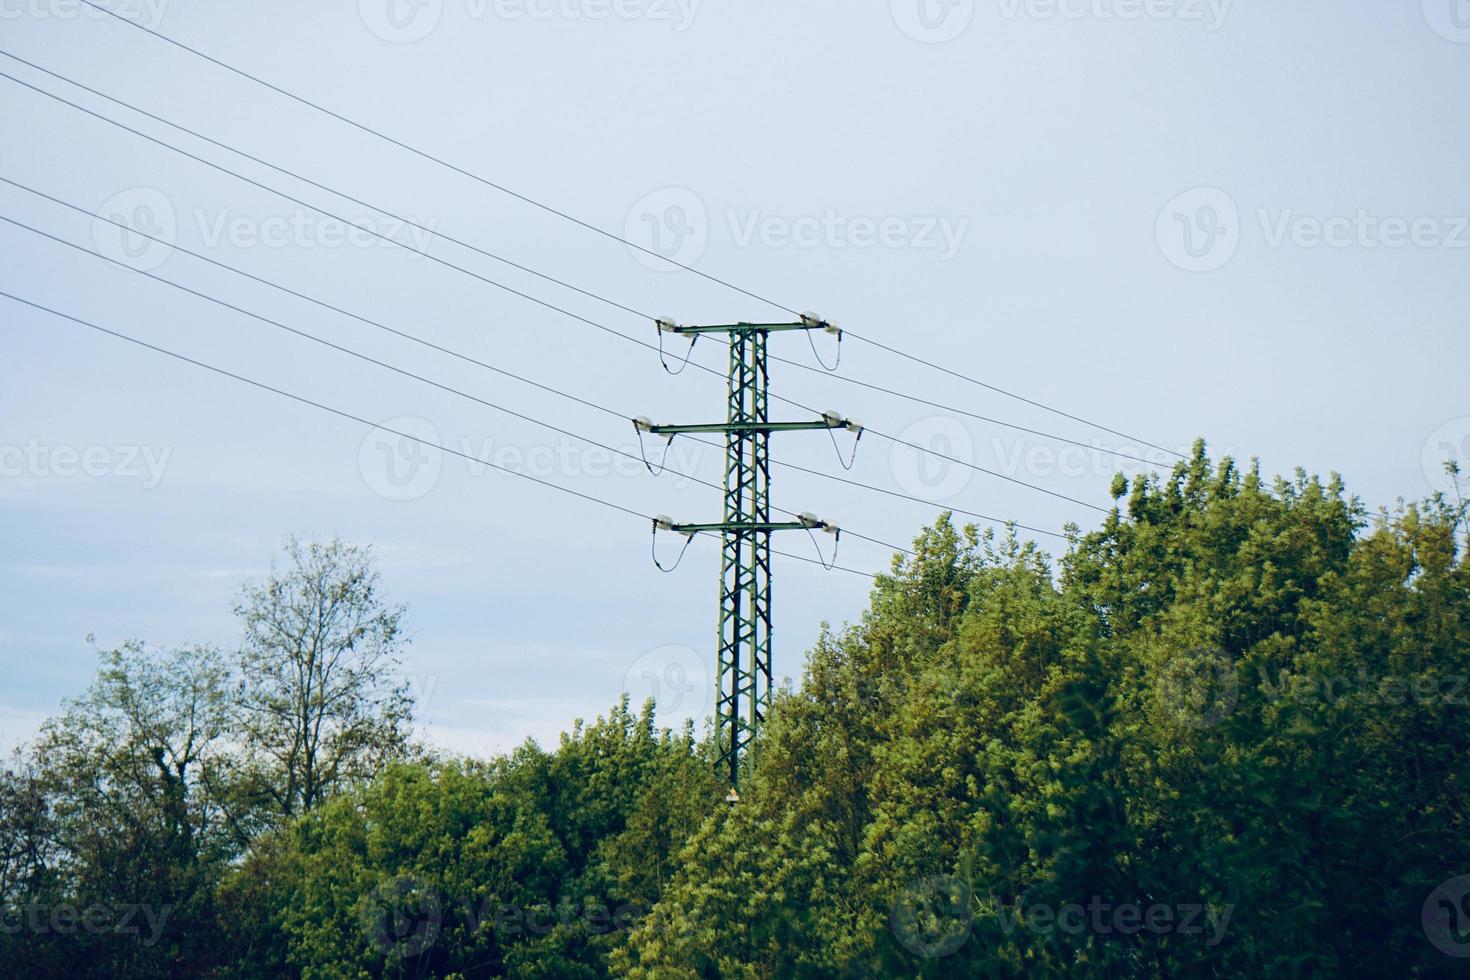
[[0, 289, 881, 579], [1, 209, 920, 560], [0, 69, 665, 359], [0, 48, 1172, 473], [759, 355, 1173, 467], [67, 0, 1185, 459], [840, 331, 1185, 459], [2, 175, 1077, 542], [0, 72, 1109, 515], [0, 175, 622, 419], [0, 48, 653, 324], [767, 461, 1073, 541], [73, 0, 788, 314]]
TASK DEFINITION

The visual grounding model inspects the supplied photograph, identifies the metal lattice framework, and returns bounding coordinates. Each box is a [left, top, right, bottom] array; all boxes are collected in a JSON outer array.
[[640, 319, 852, 792]]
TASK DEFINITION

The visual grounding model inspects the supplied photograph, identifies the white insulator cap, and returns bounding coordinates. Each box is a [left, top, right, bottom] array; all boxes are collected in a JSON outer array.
[[801, 311, 840, 334]]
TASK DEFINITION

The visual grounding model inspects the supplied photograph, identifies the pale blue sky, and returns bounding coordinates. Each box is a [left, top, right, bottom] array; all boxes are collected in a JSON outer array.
[[2, 0, 1467, 755]]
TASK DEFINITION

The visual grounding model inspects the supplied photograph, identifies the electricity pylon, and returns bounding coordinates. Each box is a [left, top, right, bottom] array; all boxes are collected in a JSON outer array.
[[637, 317, 858, 795]]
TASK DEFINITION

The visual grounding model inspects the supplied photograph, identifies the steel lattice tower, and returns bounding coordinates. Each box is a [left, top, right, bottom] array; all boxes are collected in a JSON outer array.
[[639, 318, 854, 793]]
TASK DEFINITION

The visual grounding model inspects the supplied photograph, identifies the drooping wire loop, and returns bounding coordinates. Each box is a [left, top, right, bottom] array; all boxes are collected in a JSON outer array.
[[651, 517, 695, 573], [656, 317, 699, 375], [797, 513, 842, 571], [827, 425, 863, 471], [632, 417, 678, 475], [819, 411, 864, 471], [801, 312, 843, 371]]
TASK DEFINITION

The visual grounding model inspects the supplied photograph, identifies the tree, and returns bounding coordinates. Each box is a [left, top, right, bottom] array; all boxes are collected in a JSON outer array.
[[216, 697, 715, 979], [617, 446, 1470, 977], [3, 641, 234, 978], [233, 537, 415, 820]]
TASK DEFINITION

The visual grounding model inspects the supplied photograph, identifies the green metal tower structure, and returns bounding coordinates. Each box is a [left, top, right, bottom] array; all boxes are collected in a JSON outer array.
[[637, 317, 857, 794]]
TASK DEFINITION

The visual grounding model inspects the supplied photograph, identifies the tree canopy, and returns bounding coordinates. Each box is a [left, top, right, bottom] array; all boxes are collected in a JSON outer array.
[[3, 448, 1468, 977]]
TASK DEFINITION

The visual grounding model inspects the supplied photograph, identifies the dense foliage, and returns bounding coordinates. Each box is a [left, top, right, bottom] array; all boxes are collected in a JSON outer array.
[[3, 447, 1469, 977]]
